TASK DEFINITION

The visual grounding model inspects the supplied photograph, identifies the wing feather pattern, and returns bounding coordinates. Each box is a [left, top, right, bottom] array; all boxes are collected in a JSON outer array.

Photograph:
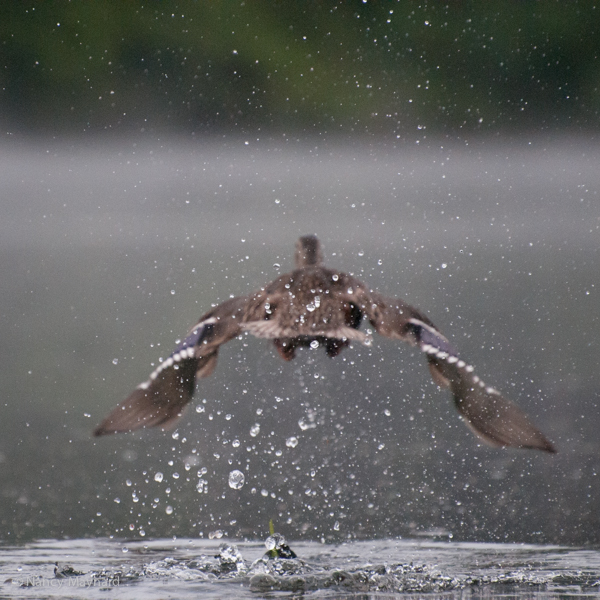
[[361, 292, 555, 453], [93, 296, 247, 436]]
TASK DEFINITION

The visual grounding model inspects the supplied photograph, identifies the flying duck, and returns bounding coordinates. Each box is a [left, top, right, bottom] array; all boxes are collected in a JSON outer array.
[[94, 235, 555, 453]]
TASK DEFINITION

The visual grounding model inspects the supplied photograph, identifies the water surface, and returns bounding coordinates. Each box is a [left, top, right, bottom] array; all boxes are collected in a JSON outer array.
[[3, 537, 600, 599]]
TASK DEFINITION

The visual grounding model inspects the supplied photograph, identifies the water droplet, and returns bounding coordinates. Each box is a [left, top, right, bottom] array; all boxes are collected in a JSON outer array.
[[250, 423, 260, 437], [228, 469, 245, 490], [286, 436, 299, 448], [170, 290, 176, 295], [112, 358, 118, 365], [172, 472, 180, 479], [298, 416, 317, 431], [265, 532, 287, 551], [165, 505, 174, 515], [333, 520, 340, 531], [208, 529, 224, 539], [232, 439, 240, 448], [154, 472, 163, 482], [310, 340, 319, 349], [218, 543, 243, 567]]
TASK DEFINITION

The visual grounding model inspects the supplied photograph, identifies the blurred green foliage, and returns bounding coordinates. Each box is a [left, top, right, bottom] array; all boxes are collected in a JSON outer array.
[[1, 1, 598, 135]]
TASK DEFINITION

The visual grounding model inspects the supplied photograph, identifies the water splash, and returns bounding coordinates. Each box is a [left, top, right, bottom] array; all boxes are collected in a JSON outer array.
[[5, 538, 600, 598], [228, 470, 245, 490]]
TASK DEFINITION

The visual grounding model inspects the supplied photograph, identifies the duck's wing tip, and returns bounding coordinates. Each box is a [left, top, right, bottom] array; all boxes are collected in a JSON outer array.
[[364, 302, 556, 453], [397, 317, 556, 453], [94, 297, 249, 437], [454, 385, 557, 453], [93, 384, 189, 437], [93, 356, 199, 437]]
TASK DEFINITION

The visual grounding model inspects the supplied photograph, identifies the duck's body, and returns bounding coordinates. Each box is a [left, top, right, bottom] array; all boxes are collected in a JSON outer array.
[[94, 236, 555, 454]]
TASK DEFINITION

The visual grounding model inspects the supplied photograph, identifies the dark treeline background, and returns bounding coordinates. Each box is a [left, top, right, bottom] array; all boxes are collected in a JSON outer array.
[[2, 1, 598, 136]]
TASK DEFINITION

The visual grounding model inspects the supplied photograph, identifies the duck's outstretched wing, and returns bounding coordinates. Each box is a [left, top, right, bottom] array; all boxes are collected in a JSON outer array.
[[93, 296, 248, 436], [359, 291, 556, 453]]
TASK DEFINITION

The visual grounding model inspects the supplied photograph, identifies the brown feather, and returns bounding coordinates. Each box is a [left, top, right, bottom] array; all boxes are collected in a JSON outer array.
[[93, 356, 198, 436]]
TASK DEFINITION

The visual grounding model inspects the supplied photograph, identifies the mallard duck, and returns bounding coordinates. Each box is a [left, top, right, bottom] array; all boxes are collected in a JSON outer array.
[[94, 235, 555, 453]]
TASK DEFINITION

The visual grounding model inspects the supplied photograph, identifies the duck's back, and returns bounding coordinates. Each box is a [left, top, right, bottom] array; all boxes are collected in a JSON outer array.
[[242, 266, 367, 340]]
